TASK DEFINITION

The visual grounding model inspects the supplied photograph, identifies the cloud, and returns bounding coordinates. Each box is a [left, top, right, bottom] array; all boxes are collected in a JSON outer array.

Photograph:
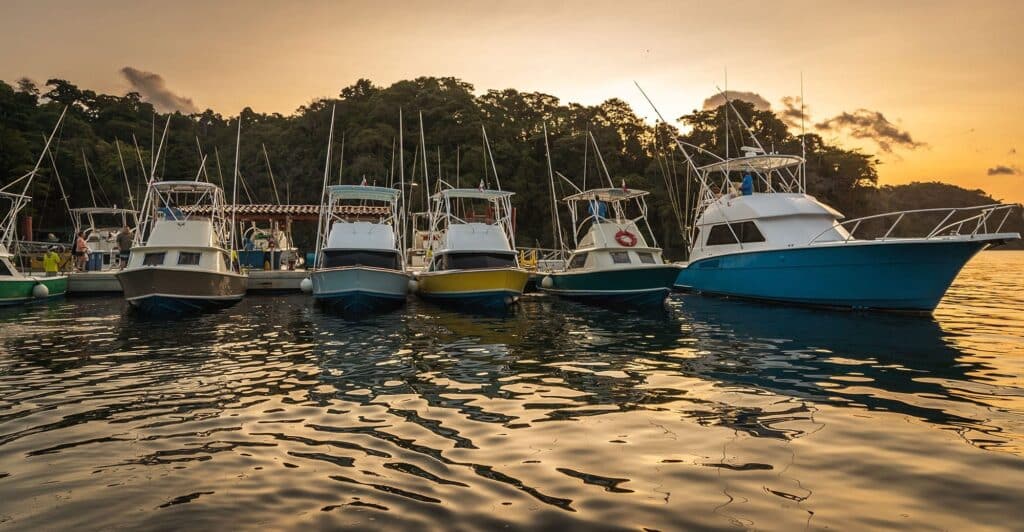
[[778, 96, 809, 129], [815, 109, 924, 153], [987, 165, 1020, 176], [702, 90, 771, 111], [120, 67, 198, 113]]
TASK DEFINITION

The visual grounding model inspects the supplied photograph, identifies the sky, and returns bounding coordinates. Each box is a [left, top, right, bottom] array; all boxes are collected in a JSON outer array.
[[2, 0, 1022, 202]]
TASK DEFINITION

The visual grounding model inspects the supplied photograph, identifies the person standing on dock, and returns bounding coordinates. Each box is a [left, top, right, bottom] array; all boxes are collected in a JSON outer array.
[[73, 232, 89, 272], [116, 226, 133, 269]]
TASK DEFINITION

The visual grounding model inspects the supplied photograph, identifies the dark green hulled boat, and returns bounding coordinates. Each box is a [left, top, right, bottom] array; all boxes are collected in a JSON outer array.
[[541, 188, 679, 307]]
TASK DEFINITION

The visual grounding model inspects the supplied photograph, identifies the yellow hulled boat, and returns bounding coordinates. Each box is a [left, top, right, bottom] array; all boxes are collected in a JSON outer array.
[[414, 188, 528, 310]]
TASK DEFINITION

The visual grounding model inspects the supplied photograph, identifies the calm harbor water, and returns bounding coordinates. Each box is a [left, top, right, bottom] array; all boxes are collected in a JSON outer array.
[[1, 252, 1023, 530]]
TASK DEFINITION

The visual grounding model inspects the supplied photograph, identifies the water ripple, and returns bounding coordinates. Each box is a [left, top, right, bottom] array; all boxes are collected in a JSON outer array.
[[0, 252, 1022, 530]]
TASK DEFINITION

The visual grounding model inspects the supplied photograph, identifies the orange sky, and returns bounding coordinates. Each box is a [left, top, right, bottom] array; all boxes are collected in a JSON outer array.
[[2, 0, 1022, 202]]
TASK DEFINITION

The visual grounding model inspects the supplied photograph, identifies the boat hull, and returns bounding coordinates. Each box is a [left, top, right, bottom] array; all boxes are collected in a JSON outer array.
[[0, 276, 68, 306], [117, 267, 246, 314], [311, 267, 409, 315], [416, 268, 529, 310], [543, 265, 680, 307], [68, 271, 122, 294], [675, 239, 993, 311]]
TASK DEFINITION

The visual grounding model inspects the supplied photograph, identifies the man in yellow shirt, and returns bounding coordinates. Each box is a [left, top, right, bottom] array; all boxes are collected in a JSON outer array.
[[42, 246, 61, 277]]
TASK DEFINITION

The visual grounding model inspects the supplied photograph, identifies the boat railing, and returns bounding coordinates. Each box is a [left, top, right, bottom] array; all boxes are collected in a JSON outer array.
[[516, 247, 568, 272], [808, 203, 1020, 244]]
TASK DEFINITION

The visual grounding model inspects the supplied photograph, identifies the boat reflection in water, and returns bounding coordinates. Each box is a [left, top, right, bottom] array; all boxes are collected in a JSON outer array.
[[0, 269, 1022, 530]]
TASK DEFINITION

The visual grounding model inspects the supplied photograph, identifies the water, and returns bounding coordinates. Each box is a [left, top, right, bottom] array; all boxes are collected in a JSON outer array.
[[1, 252, 1023, 530]]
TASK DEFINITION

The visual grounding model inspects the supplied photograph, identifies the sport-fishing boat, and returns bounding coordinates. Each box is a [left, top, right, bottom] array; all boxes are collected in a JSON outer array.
[[309, 184, 409, 314], [0, 192, 68, 305], [674, 149, 1020, 311], [414, 187, 530, 309], [0, 108, 69, 305], [71, 207, 139, 270], [540, 187, 680, 306], [116, 181, 246, 313], [64, 207, 140, 293]]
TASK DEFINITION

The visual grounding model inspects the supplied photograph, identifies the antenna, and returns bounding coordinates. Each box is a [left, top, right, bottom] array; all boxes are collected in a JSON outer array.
[[724, 68, 729, 161], [800, 72, 807, 192], [419, 112, 431, 195], [337, 132, 346, 185], [481, 125, 501, 191]]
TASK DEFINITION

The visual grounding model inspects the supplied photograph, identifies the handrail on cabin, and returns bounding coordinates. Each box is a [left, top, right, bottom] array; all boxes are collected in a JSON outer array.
[[807, 203, 1019, 245]]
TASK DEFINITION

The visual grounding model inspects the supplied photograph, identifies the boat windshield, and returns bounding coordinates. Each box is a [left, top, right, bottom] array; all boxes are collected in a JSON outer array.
[[322, 249, 400, 270], [438, 251, 516, 270]]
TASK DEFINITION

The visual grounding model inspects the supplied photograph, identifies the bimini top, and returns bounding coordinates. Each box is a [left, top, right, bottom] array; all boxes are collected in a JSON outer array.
[[327, 184, 400, 202], [698, 155, 804, 174], [151, 180, 223, 193], [563, 188, 649, 203], [432, 188, 514, 201]]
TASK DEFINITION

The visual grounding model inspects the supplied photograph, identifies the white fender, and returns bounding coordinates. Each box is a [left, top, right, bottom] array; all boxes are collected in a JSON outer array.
[[299, 277, 313, 293], [32, 283, 50, 299]]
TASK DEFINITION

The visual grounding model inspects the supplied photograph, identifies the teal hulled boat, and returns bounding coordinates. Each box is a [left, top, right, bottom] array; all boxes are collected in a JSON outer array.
[[541, 187, 679, 308]]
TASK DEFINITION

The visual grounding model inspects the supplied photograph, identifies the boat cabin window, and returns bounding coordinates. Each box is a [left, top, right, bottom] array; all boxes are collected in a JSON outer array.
[[637, 252, 657, 264], [143, 252, 166, 266], [568, 253, 588, 269], [440, 252, 516, 270], [706, 222, 765, 246], [323, 249, 400, 270], [0, 260, 12, 276], [610, 251, 631, 264], [177, 252, 201, 266]]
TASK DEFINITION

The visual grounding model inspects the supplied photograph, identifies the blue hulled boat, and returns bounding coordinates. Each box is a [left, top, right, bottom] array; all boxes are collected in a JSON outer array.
[[675, 151, 1019, 312]]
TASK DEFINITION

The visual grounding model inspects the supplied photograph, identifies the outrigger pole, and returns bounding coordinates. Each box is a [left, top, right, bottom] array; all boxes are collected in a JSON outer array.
[[1, 106, 67, 251], [231, 118, 241, 255], [115, 140, 137, 211], [398, 108, 406, 265], [313, 105, 337, 270], [542, 122, 566, 254]]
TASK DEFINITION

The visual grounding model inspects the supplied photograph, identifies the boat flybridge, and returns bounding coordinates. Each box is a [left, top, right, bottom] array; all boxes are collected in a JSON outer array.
[[116, 180, 247, 313], [414, 187, 530, 309], [309, 184, 410, 314], [675, 148, 1021, 311], [541, 187, 680, 306]]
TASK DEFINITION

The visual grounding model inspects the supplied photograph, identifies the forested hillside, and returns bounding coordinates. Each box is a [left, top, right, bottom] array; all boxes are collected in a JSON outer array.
[[2, 76, 1019, 254]]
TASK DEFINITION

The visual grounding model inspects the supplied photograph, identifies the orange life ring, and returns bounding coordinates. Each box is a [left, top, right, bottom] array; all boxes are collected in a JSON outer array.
[[615, 229, 638, 247]]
